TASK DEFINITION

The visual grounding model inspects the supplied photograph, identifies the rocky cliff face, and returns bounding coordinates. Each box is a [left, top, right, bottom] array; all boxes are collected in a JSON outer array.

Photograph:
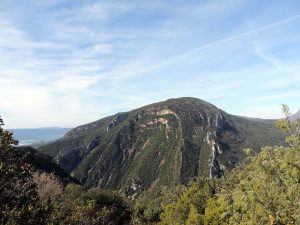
[[39, 97, 285, 196]]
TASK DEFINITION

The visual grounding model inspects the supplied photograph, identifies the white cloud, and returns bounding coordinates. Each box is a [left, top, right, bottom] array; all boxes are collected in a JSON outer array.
[[249, 91, 300, 102], [248, 35, 300, 90], [237, 106, 283, 119], [90, 44, 111, 54], [81, 2, 106, 19], [1, 0, 300, 128], [54, 75, 102, 91]]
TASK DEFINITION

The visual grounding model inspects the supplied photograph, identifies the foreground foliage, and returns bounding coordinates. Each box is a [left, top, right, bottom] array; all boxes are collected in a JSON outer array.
[[47, 184, 132, 225], [133, 185, 186, 224], [0, 117, 45, 224], [160, 106, 300, 225]]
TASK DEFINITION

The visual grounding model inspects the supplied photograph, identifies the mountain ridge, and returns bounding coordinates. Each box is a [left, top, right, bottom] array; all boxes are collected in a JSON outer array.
[[39, 97, 285, 196]]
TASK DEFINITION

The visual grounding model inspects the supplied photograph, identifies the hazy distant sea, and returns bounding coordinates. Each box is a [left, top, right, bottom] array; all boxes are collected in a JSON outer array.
[[8, 128, 71, 146]]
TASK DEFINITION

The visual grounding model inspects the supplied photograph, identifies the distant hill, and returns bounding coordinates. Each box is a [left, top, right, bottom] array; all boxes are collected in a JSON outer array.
[[9, 127, 71, 146], [39, 97, 285, 196], [290, 109, 300, 121]]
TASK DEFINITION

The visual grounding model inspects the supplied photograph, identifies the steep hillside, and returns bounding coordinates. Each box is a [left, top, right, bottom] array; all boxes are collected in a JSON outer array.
[[39, 97, 285, 195]]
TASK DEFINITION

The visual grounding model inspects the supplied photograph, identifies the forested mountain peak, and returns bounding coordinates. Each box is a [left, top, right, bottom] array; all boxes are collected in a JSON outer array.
[[39, 97, 285, 197]]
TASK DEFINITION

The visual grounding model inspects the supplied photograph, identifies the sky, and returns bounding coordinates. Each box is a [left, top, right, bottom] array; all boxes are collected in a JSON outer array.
[[1, 0, 300, 128]]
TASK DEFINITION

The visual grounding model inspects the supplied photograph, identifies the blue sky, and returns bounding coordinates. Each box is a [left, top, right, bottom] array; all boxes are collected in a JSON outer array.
[[1, 0, 300, 128]]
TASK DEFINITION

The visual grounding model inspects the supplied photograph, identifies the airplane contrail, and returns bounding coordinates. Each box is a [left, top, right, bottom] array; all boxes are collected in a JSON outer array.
[[183, 14, 300, 56], [110, 14, 300, 80]]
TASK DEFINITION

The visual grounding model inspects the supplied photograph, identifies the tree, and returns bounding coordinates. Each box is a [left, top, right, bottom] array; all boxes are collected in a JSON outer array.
[[0, 117, 45, 224], [159, 177, 217, 225], [32, 172, 63, 207], [48, 184, 132, 225], [186, 204, 201, 225], [276, 104, 300, 148]]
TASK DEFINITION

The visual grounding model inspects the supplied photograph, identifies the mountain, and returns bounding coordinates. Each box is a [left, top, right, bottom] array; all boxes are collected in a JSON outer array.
[[10, 127, 71, 146], [290, 109, 300, 121], [39, 97, 285, 196]]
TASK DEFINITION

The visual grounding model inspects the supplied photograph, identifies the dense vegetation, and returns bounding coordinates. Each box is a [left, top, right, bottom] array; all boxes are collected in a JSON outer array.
[[39, 98, 285, 197], [1, 102, 298, 224], [0, 117, 45, 224], [158, 106, 300, 225]]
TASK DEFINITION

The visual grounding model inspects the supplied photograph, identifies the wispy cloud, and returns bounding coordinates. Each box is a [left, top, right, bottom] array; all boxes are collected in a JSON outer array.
[[100, 14, 300, 81], [1, 0, 300, 127], [184, 14, 300, 56], [250, 38, 283, 69], [248, 34, 300, 90]]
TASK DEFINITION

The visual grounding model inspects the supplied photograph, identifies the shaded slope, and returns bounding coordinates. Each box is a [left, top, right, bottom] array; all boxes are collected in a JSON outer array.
[[15, 146, 78, 184]]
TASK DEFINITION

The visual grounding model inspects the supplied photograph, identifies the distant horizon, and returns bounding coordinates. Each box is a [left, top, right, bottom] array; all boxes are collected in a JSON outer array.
[[4, 96, 300, 129], [9, 127, 72, 130], [1, 0, 300, 128]]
